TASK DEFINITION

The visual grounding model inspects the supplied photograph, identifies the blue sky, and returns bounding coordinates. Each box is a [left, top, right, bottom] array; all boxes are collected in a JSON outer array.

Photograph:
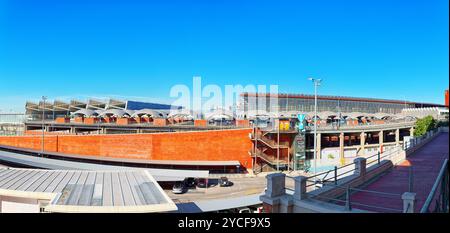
[[0, 0, 448, 112]]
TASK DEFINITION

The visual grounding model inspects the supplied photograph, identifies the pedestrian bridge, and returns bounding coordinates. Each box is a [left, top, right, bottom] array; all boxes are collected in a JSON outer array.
[[260, 127, 449, 213]]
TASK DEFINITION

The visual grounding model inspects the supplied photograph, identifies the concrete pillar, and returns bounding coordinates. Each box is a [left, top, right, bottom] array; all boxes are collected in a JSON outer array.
[[259, 173, 286, 213], [339, 132, 345, 165], [360, 132, 366, 156], [280, 195, 294, 213], [410, 127, 414, 137], [293, 176, 308, 201], [353, 157, 367, 177], [402, 192, 416, 213], [70, 127, 75, 134], [265, 173, 285, 197], [396, 128, 400, 146], [317, 133, 321, 159]]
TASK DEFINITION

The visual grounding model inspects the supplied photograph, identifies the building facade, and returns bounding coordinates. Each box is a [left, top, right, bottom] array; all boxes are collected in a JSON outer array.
[[239, 93, 446, 116]]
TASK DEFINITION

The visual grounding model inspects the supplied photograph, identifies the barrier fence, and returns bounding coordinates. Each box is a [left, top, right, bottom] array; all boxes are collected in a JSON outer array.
[[282, 127, 446, 213], [420, 159, 449, 213]]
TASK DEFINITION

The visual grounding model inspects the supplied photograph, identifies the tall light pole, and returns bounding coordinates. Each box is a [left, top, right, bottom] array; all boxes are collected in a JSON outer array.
[[309, 78, 321, 186], [41, 96, 47, 154]]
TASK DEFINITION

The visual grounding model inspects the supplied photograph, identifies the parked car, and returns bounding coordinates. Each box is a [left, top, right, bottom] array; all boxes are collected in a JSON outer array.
[[184, 178, 196, 188], [196, 178, 208, 188], [219, 177, 233, 187], [172, 181, 187, 194]]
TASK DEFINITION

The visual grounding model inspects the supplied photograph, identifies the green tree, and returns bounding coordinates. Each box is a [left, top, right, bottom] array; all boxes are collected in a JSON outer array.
[[414, 115, 436, 137]]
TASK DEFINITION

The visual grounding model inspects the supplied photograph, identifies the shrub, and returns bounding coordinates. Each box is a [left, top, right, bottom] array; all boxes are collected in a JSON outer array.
[[414, 115, 436, 137]]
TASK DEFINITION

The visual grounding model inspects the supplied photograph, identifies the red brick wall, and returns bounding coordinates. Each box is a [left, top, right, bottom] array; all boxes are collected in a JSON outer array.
[[0, 129, 254, 168], [236, 119, 250, 127], [153, 118, 168, 126], [0, 135, 59, 152], [84, 118, 99, 124], [117, 118, 135, 125], [55, 117, 70, 123], [25, 130, 70, 135], [194, 119, 207, 127]]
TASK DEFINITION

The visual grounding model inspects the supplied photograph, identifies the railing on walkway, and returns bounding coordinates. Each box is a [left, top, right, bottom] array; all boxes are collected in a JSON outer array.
[[307, 184, 404, 213], [282, 128, 443, 212], [303, 146, 403, 189], [403, 127, 440, 151], [420, 159, 449, 213], [258, 120, 416, 133], [302, 127, 443, 190]]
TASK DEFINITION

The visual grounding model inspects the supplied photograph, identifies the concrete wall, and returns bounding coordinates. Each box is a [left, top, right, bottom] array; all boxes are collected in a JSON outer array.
[[0, 196, 40, 213], [0, 129, 253, 168]]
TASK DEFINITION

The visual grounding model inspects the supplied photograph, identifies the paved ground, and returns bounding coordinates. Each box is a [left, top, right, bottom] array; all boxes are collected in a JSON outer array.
[[348, 132, 449, 213], [165, 176, 267, 203]]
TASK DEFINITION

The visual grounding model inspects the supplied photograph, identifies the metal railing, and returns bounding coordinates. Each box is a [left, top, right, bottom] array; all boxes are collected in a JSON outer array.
[[304, 146, 403, 188], [306, 184, 404, 212], [281, 128, 444, 212], [305, 127, 442, 189], [257, 120, 416, 133], [403, 127, 440, 151], [420, 159, 449, 213]]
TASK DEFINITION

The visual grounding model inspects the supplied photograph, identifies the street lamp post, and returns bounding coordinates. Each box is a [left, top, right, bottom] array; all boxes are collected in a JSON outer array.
[[309, 78, 321, 187], [41, 96, 47, 155]]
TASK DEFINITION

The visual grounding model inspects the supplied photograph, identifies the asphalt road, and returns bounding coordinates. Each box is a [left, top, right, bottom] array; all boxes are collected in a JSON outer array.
[[165, 176, 267, 203]]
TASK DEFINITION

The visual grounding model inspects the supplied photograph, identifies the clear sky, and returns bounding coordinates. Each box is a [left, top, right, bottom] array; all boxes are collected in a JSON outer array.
[[0, 0, 448, 112]]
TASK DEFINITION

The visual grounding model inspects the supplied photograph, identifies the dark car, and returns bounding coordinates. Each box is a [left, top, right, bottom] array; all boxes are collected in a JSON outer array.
[[184, 178, 196, 188], [172, 181, 187, 194], [219, 177, 233, 187], [196, 178, 208, 188]]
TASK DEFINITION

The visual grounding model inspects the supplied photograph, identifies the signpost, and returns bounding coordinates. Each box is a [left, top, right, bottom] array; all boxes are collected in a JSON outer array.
[[294, 114, 307, 171]]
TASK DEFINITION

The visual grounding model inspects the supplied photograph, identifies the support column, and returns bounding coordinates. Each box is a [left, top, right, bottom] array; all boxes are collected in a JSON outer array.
[[293, 176, 308, 201], [360, 132, 366, 156], [410, 127, 414, 137], [354, 157, 367, 177], [317, 133, 321, 159], [259, 173, 286, 213], [396, 128, 400, 146], [379, 130, 384, 152], [339, 132, 345, 165], [402, 192, 416, 213]]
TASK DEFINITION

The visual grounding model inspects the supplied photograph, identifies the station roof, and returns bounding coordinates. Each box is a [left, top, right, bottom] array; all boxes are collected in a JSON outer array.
[[131, 109, 166, 118], [241, 92, 446, 107], [25, 98, 182, 114], [0, 148, 210, 182], [0, 167, 177, 213]]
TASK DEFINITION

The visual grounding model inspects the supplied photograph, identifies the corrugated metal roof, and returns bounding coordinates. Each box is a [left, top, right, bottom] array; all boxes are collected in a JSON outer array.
[[0, 150, 210, 181], [0, 167, 177, 213]]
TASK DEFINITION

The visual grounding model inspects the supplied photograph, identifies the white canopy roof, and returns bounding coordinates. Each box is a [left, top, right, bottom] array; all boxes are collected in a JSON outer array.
[[131, 109, 166, 118], [71, 109, 99, 117]]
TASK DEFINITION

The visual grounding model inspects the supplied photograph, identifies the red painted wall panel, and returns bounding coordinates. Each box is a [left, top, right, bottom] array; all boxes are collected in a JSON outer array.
[[0, 129, 253, 168]]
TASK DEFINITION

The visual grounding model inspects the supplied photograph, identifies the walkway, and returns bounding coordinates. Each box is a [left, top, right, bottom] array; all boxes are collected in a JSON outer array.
[[349, 132, 449, 212]]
